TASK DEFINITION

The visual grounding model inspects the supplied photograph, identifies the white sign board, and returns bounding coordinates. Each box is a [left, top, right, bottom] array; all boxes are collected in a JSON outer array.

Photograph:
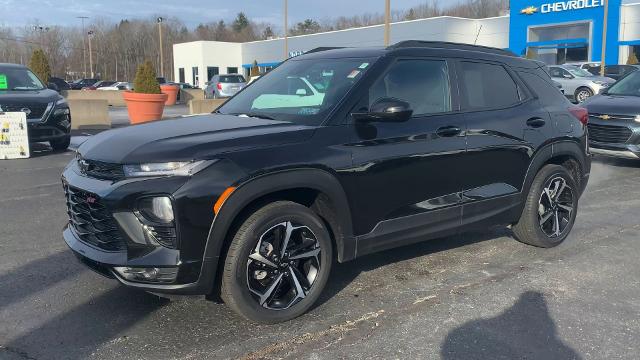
[[0, 112, 30, 159]]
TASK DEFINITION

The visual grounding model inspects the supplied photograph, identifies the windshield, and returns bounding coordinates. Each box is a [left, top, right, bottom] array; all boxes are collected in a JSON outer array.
[[217, 57, 376, 125], [607, 71, 640, 96], [0, 67, 45, 91], [566, 67, 593, 77]]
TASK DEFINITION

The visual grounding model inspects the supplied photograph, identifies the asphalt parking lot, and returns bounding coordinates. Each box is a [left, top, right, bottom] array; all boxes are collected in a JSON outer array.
[[1, 142, 639, 360]]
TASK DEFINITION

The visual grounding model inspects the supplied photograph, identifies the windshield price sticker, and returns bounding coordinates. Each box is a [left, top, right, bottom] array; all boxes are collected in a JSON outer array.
[[0, 74, 7, 90], [347, 70, 361, 79], [359, 63, 369, 69]]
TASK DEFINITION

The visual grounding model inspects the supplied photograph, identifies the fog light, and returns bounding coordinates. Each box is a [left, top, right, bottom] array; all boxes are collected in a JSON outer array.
[[138, 196, 174, 223], [113, 266, 178, 283]]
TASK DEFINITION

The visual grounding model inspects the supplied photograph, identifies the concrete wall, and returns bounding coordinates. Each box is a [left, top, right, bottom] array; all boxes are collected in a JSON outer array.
[[180, 88, 204, 104], [68, 99, 110, 129], [188, 99, 226, 114], [62, 90, 125, 107]]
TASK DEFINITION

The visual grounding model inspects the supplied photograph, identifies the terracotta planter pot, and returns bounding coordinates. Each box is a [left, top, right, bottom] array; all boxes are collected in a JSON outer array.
[[123, 91, 168, 124], [160, 84, 180, 106]]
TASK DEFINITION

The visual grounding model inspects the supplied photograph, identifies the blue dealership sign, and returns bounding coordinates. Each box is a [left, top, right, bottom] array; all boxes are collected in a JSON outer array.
[[509, 0, 622, 64]]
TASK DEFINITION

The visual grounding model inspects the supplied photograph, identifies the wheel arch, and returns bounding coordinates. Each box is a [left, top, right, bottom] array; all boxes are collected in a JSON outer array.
[[204, 168, 356, 274]]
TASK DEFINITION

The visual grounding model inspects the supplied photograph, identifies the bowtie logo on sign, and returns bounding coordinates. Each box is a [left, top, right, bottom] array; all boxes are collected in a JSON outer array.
[[521, 0, 604, 15]]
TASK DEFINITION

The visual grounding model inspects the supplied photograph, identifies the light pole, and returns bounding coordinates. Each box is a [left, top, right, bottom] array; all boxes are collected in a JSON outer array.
[[157, 17, 164, 78], [32, 25, 49, 49], [384, 0, 391, 46], [77, 16, 89, 78], [284, 0, 288, 60], [600, 0, 609, 76], [87, 30, 95, 78]]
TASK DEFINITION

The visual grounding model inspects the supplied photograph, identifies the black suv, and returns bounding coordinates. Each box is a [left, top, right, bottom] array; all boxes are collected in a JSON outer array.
[[62, 42, 590, 323], [0, 63, 71, 150]]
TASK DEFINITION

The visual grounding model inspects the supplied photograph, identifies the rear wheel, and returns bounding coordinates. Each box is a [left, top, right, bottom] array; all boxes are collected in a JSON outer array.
[[513, 165, 578, 248], [221, 201, 333, 323], [50, 136, 70, 152], [574, 87, 593, 103]]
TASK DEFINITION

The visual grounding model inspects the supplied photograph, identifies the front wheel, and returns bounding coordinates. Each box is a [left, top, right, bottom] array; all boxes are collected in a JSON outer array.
[[221, 201, 333, 323], [574, 87, 594, 103], [50, 136, 70, 152], [513, 165, 579, 248]]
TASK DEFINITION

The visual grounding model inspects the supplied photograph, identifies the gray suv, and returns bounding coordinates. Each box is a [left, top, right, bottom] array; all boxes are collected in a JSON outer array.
[[204, 74, 247, 99], [548, 65, 615, 103]]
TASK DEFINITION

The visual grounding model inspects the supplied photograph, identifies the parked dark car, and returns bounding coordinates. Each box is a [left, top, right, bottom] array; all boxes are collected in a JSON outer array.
[[62, 42, 590, 323], [70, 78, 99, 90], [582, 70, 640, 159], [82, 80, 116, 90], [48, 77, 71, 91], [0, 63, 71, 150], [584, 64, 640, 80], [156, 77, 167, 84]]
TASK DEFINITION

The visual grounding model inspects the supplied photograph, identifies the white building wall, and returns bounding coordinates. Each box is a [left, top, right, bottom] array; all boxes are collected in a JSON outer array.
[[173, 15, 510, 88]]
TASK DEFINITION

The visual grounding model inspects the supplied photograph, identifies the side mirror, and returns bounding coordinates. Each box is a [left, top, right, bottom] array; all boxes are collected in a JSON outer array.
[[352, 98, 413, 123], [47, 82, 60, 92], [295, 88, 308, 96], [563, 74, 574, 79]]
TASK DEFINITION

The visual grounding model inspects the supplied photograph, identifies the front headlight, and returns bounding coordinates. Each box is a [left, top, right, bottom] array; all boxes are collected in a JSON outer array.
[[123, 160, 214, 177], [593, 81, 609, 87], [634, 115, 640, 123], [55, 98, 67, 106]]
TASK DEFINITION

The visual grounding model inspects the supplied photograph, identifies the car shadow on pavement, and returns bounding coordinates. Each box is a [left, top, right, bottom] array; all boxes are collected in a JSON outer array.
[[5, 286, 168, 360], [0, 251, 84, 311], [592, 155, 640, 169], [316, 227, 512, 308], [440, 291, 581, 360]]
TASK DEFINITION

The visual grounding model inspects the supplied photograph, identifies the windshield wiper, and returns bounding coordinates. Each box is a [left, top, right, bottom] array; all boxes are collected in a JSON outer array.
[[232, 112, 276, 120]]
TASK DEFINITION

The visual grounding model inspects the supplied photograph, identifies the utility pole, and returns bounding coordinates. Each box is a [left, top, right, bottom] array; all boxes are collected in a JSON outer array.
[[157, 17, 164, 77], [384, 0, 391, 46], [77, 16, 89, 78], [284, 0, 288, 60], [600, 0, 609, 76], [32, 25, 49, 50], [88, 30, 95, 78]]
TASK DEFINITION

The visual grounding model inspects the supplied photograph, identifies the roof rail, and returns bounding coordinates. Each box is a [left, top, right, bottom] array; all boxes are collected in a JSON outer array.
[[305, 47, 346, 54], [388, 41, 516, 57]]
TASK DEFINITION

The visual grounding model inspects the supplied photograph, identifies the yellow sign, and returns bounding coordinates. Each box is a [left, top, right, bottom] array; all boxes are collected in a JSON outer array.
[[520, 6, 539, 15], [0, 112, 30, 159]]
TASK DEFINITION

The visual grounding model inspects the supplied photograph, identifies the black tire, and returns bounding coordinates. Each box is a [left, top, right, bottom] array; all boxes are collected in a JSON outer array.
[[574, 87, 593, 103], [513, 165, 579, 248], [50, 136, 70, 152], [221, 201, 333, 323]]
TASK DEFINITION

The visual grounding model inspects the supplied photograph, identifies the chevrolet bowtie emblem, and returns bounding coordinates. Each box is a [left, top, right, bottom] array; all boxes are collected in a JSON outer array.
[[598, 115, 611, 120], [520, 6, 538, 15]]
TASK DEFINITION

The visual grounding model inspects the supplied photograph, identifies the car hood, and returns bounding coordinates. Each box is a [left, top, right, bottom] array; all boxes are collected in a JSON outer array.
[[0, 89, 59, 104], [78, 114, 316, 164], [587, 75, 615, 83], [582, 94, 640, 116]]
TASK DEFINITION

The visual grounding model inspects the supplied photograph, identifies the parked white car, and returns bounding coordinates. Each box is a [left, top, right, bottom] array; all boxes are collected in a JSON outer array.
[[548, 65, 615, 103], [97, 82, 132, 91]]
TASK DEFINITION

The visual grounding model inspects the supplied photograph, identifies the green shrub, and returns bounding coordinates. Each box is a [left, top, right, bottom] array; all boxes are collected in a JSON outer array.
[[133, 60, 161, 94], [29, 49, 51, 84]]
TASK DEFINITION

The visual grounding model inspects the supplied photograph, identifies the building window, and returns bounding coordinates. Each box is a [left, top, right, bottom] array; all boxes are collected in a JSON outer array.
[[227, 67, 238, 74], [192, 67, 199, 87], [207, 67, 219, 82], [178, 68, 185, 83]]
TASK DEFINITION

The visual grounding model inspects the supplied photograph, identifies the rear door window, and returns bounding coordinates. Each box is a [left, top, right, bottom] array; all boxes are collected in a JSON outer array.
[[518, 71, 570, 106], [458, 61, 521, 110]]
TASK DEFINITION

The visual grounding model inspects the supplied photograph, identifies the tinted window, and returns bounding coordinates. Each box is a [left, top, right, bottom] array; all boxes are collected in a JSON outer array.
[[549, 67, 564, 78], [220, 75, 245, 83], [607, 71, 640, 96], [369, 59, 451, 116], [459, 61, 520, 110], [518, 71, 569, 106]]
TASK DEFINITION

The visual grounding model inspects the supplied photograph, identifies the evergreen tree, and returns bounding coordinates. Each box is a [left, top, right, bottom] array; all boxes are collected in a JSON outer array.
[[133, 60, 161, 94], [29, 49, 51, 84], [232, 13, 250, 32]]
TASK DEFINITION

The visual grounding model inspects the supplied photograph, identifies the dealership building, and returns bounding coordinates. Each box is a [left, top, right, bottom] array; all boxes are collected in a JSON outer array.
[[174, 0, 640, 88]]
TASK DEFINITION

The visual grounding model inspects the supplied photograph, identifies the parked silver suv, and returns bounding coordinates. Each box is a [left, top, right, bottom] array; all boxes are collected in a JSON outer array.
[[204, 74, 247, 99], [548, 65, 615, 103]]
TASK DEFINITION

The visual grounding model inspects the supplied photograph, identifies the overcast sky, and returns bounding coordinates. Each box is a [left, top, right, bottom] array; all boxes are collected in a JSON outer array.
[[0, 0, 435, 29]]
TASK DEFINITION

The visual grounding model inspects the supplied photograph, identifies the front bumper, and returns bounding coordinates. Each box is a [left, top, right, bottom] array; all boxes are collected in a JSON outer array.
[[29, 107, 71, 142], [589, 144, 640, 159], [60, 158, 239, 295]]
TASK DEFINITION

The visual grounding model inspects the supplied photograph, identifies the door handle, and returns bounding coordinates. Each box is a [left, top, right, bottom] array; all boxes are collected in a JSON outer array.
[[435, 126, 462, 137], [526, 117, 546, 128]]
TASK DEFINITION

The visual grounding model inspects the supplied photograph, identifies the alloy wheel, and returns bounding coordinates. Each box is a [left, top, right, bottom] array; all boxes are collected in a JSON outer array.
[[576, 90, 591, 103], [538, 176, 574, 238], [246, 221, 322, 310]]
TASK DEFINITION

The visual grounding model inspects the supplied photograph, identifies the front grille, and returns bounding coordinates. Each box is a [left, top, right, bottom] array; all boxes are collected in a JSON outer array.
[[587, 123, 633, 144], [78, 158, 124, 180], [0, 103, 49, 120], [63, 185, 126, 251]]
